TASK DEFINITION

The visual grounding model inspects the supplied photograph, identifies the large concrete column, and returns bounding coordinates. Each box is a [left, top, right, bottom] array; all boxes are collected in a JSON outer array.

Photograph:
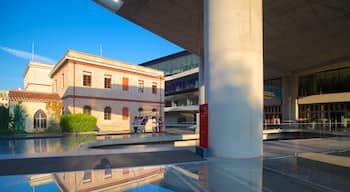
[[204, 0, 263, 158]]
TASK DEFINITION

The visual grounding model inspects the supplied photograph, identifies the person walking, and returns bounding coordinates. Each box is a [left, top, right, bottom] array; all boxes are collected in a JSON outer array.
[[132, 116, 138, 133]]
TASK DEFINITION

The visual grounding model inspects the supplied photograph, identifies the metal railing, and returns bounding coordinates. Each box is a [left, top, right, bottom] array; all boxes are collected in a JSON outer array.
[[263, 122, 350, 133], [165, 122, 197, 129]]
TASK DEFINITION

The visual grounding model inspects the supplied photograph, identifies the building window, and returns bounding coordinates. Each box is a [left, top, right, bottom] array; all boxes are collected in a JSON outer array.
[[83, 105, 91, 115], [34, 110, 47, 129], [83, 170, 92, 183], [152, 82, 157, 94], [122, 107, 129, 120], [138, 80, 144, 94], [104, 75, 112, 89], [122, 77, 129, 91], [61, 73, 64, 89], [34, 139, 47, 153], [83, 72, 92, 87], [104, 107, 111, 120]]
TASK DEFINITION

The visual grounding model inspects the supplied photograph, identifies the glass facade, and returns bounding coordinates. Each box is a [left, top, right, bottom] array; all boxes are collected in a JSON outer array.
[[165, 74, 198, 96], [264, 105, 281, 125], [299, 67, 350, 97], [264, 78, 282, 99], [142, 51, 200, 109], [264, 78, 282, 124], [299, 103, 350, 128], [141, 51, 200, 76], [165, 91, 198, 107]]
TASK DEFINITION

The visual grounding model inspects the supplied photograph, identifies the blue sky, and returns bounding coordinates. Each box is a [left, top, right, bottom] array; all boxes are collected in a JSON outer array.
[[0, 0, 183, 90]]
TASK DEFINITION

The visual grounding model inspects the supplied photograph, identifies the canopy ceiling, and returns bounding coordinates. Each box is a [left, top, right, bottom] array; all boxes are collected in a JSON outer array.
[[95, 0, 350, 77]]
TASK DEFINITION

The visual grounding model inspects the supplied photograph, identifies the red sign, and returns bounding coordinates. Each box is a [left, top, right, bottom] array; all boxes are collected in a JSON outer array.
[[200, 104, 208, 148]]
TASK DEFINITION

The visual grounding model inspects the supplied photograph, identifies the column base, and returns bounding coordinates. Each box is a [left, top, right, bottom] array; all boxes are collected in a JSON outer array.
[[196, 146, 210, 158]]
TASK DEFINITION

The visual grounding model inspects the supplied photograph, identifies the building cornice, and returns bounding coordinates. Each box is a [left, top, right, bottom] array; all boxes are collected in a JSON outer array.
[[50, 50, 164, 78]]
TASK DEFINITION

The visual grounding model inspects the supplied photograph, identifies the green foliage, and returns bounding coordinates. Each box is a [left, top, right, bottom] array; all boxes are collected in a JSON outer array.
[[47, 116, 60, 132], [62, 134, 96, 151], [10, 103, 27, 134], [0, 106, 13, 135], [60, 114, 97, 132]]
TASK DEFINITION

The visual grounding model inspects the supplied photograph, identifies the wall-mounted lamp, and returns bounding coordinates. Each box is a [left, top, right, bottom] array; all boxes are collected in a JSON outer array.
[[93, 0, 124, 13]]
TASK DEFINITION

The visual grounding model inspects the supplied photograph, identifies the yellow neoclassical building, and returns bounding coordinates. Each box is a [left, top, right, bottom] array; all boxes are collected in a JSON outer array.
[[9, 50, 165, 133]]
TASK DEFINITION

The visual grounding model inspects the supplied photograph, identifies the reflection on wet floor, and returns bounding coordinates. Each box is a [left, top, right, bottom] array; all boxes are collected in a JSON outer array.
[[0, 136, 350, 191], [96, 133, 168, 141], [1, 152, 350, 191], [0, 135, 97, 155], [264, 156, 350, 192], [0, 133, 187, 155]]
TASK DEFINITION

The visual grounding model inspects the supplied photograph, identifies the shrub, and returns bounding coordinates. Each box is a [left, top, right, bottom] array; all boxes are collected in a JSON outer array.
[[60, 114, 97, 132]]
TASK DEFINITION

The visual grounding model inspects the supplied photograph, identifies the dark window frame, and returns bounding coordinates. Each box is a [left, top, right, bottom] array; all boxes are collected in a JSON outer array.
[[83, 72, 92, 87], [104, 75, 112, 89], [104, 107, 111, 120]]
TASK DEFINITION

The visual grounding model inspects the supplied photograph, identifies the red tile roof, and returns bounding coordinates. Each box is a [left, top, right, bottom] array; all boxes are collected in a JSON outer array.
[[9, 90, 61, 102]]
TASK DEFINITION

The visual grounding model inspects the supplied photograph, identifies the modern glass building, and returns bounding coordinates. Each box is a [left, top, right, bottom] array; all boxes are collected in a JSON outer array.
[[141, 51, 199, 77], [142, 51, 350, 129], [141, 51, 285, 125], [298, 67, 350, 128], [141, 51, 200, 124], [299, 67, 350, 97]]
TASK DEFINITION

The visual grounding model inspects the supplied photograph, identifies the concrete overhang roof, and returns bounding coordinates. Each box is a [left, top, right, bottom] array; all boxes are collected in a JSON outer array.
[[94, 0, 350, 77]]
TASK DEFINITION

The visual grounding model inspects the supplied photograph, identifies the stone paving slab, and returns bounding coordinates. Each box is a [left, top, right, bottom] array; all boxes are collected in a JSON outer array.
[[297, 152, 350, 168]]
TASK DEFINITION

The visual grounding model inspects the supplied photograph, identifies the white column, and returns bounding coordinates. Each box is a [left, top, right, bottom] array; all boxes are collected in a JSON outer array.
[[204, 0, 263, 158]]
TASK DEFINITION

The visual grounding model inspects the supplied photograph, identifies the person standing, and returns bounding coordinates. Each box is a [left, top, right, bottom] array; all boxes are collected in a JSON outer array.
[[132, 116, 138, 133], [140, 116, 148, 133]]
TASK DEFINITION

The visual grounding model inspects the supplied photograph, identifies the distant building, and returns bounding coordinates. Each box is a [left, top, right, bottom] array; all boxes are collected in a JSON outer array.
[[7, 62, 61, 133], [142, 51, 350, 129], [8, 90, 61, 132], [141, 51, 200, 124], [50, 50, 164, 132], [23, 61, 54, 93], [6, 50, 164, 133]]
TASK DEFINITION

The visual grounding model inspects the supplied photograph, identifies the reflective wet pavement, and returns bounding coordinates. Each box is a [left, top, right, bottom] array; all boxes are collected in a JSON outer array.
[[1, 154, 349, 192], [0, 136, 349, 191]]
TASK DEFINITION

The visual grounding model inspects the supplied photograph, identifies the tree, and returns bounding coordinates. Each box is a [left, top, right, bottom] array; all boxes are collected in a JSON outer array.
[[10, 103, 27, 133], [46, 101, 63, 131], [0, 105, 12, 134]]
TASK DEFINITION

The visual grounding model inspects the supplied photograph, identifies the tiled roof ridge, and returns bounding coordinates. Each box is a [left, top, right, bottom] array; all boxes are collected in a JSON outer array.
[[8, 90, 61, 102]]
